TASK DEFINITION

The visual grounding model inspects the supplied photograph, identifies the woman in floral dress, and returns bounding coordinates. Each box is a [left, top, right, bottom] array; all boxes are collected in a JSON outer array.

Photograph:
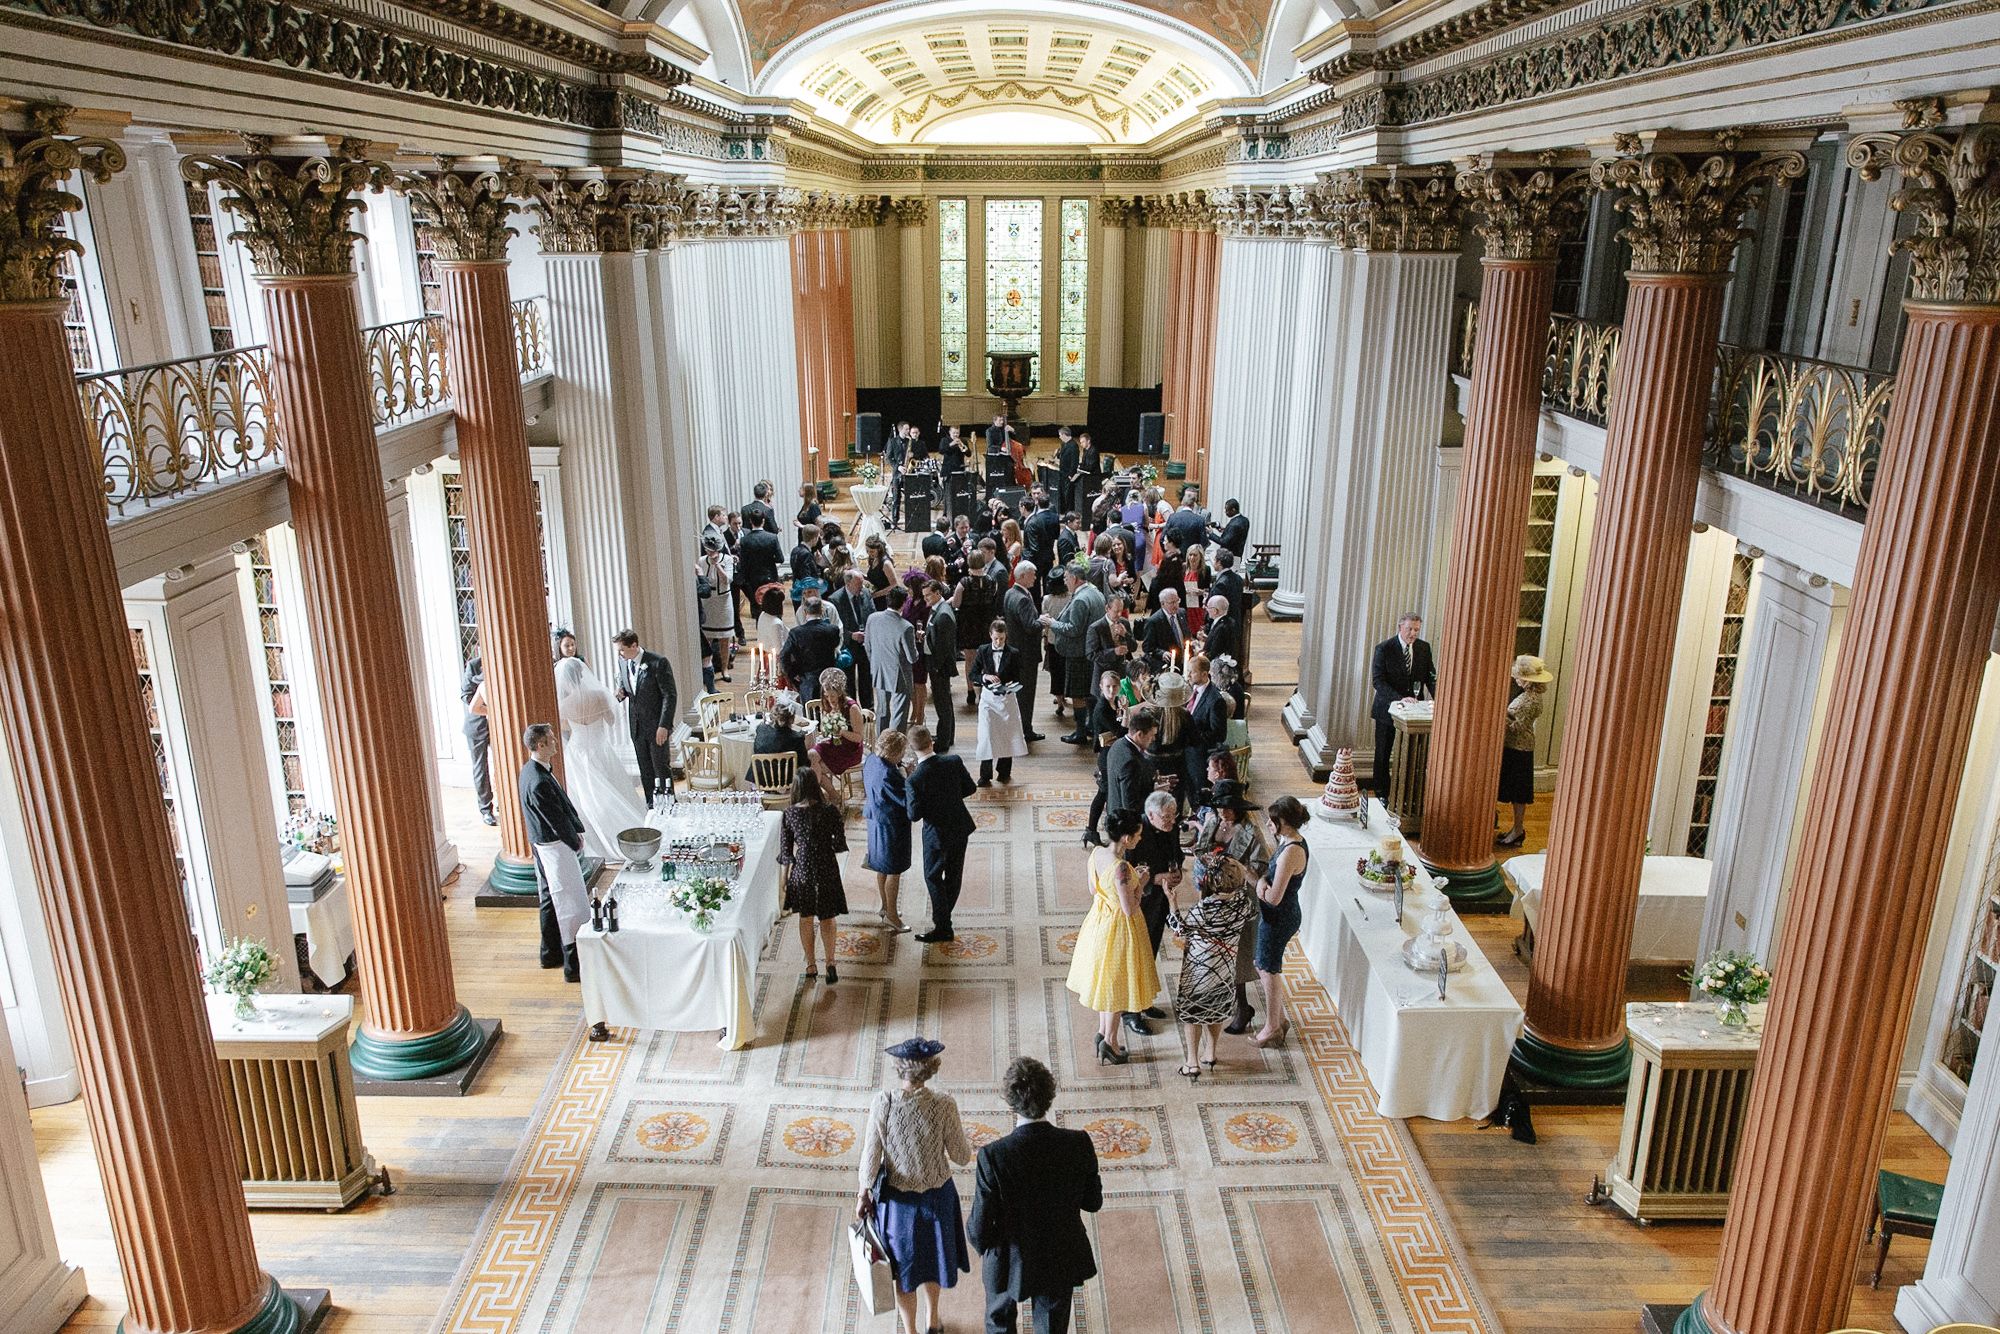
[[779, 770, 848, 984]]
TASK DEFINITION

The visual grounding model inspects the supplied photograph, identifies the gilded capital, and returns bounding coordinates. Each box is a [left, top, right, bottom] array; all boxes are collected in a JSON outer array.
[[180, 136, 377, 278], [1320, 164, 1460, 252], [525, 170, 684, 253], [1848, 124, 2000, 306], [1099, 196, 1135, 228], [1455, 155, 1595, 261], [890, 196, 930, 227], [524, 171, 609, 254], [1591, 138, 1806, 276], [382, 158, 528, 264], [0, 103, 125, 303]]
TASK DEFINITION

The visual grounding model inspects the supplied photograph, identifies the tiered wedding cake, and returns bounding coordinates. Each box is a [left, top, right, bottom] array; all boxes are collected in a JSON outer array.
[[1319, 747, 1360, 817]]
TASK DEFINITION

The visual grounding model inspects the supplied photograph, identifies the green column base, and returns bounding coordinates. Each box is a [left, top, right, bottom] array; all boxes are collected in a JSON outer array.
[[1673, 1295, 1714, 1334], [122, 1276, 304, 1334], [1419, 856, 1510, 909], [1509, 1027, 1631, 1089], [349, 1005, 487, 1082], [486, 852, 539, 896]]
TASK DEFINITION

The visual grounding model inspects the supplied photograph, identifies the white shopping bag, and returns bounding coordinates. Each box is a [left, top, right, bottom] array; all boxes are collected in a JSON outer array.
[[849, 1215, 896, 1316]]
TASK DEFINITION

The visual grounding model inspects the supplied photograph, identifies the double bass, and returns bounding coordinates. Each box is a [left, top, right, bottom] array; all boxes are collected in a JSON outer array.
[[1008, 433, 1031, 487]]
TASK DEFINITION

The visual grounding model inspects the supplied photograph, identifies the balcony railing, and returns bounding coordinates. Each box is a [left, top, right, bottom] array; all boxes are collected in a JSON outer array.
[[1458, 302, 1892, 521], [86, 297, 549, 517]]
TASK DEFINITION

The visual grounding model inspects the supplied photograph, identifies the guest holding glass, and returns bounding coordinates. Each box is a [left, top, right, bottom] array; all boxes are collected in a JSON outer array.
[[858, 1037, 975, 1334], [1251, 797, 1311, 1049], [1498, 654, 1553, 848], [780, 769, 849, 984], [864, 730, 914, 933]]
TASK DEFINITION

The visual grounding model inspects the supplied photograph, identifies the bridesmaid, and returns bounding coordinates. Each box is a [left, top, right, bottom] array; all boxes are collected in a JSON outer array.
[[1064, 810, 1159, 1064]]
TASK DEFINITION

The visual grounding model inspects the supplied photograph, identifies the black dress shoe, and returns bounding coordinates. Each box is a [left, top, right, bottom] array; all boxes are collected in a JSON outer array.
[[481, 812, 498, 826], [1224, 1016, 1253, 1035], [1142, 1006, 1167, 1020], [915, 928, 956, 943], [563, 970, 580, 984], [587, 1022, 612, 1042], [1061, 730, 1090, 745], [1122, 1013, 1152, 1037], [1024, 731, 1047, 743], [540, 958, 564, 970]]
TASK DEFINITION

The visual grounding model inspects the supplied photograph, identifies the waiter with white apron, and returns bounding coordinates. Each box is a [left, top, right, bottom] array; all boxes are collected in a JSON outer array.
[[520, 722, 592, 983]]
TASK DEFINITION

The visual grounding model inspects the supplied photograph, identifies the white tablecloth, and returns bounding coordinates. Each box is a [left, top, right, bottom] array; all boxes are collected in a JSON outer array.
[[576, 809, 783, 1049], [852, 485, 887, 547], [289, 876, 354, 988], [718, 723, 757, 786], [1299, 812, 1524, 1121], [1504, 853, 1712, 963]]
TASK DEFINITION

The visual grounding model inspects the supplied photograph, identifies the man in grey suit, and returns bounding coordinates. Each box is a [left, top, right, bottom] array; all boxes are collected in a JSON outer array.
[[866, 584, 919, 732], [1044, 566, 1104, 745], [1002, 561, 1045, 745], [921, 580, 961, 752]]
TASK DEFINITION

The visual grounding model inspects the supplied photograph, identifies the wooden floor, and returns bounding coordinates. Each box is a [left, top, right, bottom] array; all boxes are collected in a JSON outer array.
[[33, 508, 1947, 1332]]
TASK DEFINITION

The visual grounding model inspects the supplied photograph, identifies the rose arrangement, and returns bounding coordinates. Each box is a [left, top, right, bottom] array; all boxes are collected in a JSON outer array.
[[1137, 462, 1159, 487], [1686, 948, 1772, 1026], [668, 874, 734, 932], [817, 710, 847, 741], [205, 936, 277, 1020], [858, 461, 882, 486]]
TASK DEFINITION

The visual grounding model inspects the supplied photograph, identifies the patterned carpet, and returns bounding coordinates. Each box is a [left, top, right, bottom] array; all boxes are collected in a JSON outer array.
[[430, 785, 1496, 1333]]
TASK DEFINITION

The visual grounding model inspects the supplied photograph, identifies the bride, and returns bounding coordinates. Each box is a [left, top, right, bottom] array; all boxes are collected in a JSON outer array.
[[553, 657, 648, 862]]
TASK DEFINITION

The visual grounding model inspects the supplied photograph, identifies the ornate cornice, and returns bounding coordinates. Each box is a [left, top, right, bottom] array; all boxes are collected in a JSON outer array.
[[525, 169, 688, 254], [1137, 190, 1216, 231], [1319, 164, 1460, 253], [381, 157, 525, 263], [796, 191, 884, 230], [1849, 123, 2000, 306], [0, 103, 125, 303], [889, 196, 929, 227], [180, 136, 375, 278], [1592, 133, 1806, 276], [1211, 184, 1326, 239], [1454, 154, 1595, 262]]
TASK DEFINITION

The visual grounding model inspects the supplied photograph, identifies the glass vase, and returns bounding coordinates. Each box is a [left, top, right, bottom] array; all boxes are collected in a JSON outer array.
[[232, 991, 258, 1022], [1714, 997, 1747, 1028]]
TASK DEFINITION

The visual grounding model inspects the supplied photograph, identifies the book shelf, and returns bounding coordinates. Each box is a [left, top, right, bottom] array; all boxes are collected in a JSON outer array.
[[1516, 472, 1561, 660], [442, 472, 551, 667], [411, 219, 444, 315], [1685, 552, 1752, 856], [184, 179, 236, 352], [1942, 858, 1998, 1085], [246, 535, 308, 813], [129, 627, 191, 897]]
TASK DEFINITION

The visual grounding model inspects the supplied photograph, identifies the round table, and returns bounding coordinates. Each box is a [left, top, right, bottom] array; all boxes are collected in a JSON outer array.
[[718, 722, 757, 786], [852, 484, 887, 547]]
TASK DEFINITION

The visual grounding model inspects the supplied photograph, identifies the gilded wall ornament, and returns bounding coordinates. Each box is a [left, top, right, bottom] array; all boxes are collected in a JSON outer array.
[[1848, 125, 2000, 306], [1591, 141, 1806, 276], [1320, 164, 1460, 253], [679, 184, 800, 239], [890, 197, 930, 227], [381, 158, 528, 264], [0, 103, 125, 304], [180, 136, 376, 278], [524, 171, 609, 255], [1455, 156, 1595, 261], [1098, 197, 1136, 228]]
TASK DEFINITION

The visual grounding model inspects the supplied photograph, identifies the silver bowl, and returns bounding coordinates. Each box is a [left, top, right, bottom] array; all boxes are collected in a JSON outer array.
[[617, 827, 662, 869]]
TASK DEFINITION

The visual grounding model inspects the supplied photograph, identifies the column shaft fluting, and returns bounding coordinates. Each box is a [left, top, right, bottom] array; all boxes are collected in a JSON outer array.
[[1518, 273, 1727, 1078], [1695, 303, 2000, 1334], [1421, 258, 1555, 898], [437, 260, 559, 872], [260, 275, 465, 1047], [0, 300, 285, 1333]]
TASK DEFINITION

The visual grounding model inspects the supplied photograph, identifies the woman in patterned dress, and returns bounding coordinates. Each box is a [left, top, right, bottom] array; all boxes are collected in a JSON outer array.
[[779, 769, 848, 984], [1170, 794, 1263, 1079], [1064, 810, 1159, 1065]]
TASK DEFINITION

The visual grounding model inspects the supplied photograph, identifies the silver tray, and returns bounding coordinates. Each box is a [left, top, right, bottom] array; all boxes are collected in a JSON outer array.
[[1400, 938, 1469, 973]]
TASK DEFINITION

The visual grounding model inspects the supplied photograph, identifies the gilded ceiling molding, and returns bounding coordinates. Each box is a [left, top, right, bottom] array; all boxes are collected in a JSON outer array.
[[0, 102, 125, 304], [180, 135, 377, 278], [1591, 133, 1807, 277], [889, 197, 930, 227], [1848, 123, 2000, 306], [380, 157, 527, 263], [1454, 153, 1595, 262], [1318, 164, 1460, 253], [885, 82, 1139, 141]]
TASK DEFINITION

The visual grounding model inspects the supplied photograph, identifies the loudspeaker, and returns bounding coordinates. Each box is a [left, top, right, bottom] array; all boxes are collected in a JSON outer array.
[[856, 413, 885, 456], [903, 474, 934, 532], [948, 474, 979, 521], [994, 486, 1027, 514], [1137, 412, 1166, 457]]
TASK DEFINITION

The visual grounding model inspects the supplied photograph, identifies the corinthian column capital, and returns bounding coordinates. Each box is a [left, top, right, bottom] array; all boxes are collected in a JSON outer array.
[[0, 102, 126, 303], [1848, 122, 2000, 305], [1455, 153, 1596, 262], [1319, 163, 1460, 253], [890, 195, 931, 227], [524, 168, 684, 254], [381, 157, 529, 263], [180, 134, 383, 278], [1098, 196, 1135, 228], [1591, 131, 1806, 276]]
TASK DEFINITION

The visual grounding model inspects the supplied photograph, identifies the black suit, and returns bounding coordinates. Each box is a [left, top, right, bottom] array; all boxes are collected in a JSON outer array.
[[926, 603, 960, 752], [1163, 506, 1208, 555], [1213, 513, 1250, 558], [985, 423, 1011, 454], [968, 1119, 1102, 1334], [735, 528, 784, 594], [1023, 507, 1060, 576], [1212, 568, 1247, 622], [779, 616, 841, 701], [830, 585, 874, 707], [1147, 553, 1185, 612], [1142, 608, 1188, 659], [1055, 440, 1080, 513], [1183, 681, 1232, 800], [1103, 735, 1156, 825], [519, 758, 584, 975], [1370, 634, 1437, 796], [885, 434, 909, 525], [741, 498, 779, 535], [1203, 612, 1241, 668], [616, 650, 677, 801], [905, 752, 977, 935], [461, 656, 492, 821]]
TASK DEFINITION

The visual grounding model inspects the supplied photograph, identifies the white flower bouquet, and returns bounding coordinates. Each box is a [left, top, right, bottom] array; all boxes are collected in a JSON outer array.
[[668, 874, 734, 932], [1686, 948, 1771, 1026], [205, 936, 277, 1020], [859, 461, 882, 486]]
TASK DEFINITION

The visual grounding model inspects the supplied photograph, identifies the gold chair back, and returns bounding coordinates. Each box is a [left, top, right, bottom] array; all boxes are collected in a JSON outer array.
[[684, 739, 725, 790], [695, 692, 729, 740], [749, 751, 797, 808]]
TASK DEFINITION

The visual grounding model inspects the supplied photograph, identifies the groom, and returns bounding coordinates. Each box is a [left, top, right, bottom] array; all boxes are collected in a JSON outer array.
[[612, 629, 677, 801]]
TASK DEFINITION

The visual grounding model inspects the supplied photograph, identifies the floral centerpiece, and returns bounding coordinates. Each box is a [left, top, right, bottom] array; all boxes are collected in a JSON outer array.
[[668, 874, 734, 932], [282, 808, 339, 856], [858, 461, 882, 486], [1686, 948, 1772, 1027], [205, 936, 277, 1021], [1136, 462, 1160, 488]]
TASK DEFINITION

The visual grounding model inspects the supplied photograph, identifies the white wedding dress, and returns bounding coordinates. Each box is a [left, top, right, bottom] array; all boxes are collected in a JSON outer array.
[[554, 657, 648, 862]]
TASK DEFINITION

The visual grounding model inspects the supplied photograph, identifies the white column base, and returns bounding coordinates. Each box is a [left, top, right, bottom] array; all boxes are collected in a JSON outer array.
[[1267, 589, 1305, 621], [433, 834, 462, 887], [0, 1260, 86, 1334], [1281, 691, 1314, 741], [1298, 724, 1341, 779], [1897, 1275, 1996, 1332]]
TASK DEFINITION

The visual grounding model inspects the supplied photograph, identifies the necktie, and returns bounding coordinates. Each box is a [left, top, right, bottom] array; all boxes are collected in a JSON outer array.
[[1403, 641, 1413, 674]]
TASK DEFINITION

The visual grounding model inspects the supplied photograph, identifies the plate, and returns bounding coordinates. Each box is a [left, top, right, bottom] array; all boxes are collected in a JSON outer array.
[[1357, 872, 1400, 895], [1401, 938, 1468, 973]]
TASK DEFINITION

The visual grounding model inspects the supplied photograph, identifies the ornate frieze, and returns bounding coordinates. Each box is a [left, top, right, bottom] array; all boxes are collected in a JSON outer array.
[[180, 135, 376, 278], [1849, 123, 2000, 306], [0, 103, 125, 304], [889, 197, 930, 227], [381, 157, 525, 263], [1455, 154, 1595, 262], [1591, 134, 1806, 276], [1338, 89, 1390, 137], [678, 183, 800, 239], [1319, 164, 1460, 253]]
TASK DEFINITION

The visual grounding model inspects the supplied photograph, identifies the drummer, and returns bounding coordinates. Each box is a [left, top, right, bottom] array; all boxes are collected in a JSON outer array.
[[970, 618, 1027, 787]]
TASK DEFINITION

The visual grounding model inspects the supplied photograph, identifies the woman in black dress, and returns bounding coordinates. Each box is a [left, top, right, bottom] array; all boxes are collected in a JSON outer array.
[[780, 770, 849, 983], [864, 536, 897, 610]]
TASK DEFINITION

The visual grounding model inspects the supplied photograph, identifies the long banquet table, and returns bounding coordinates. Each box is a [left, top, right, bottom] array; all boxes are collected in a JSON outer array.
[[1298, 809, 1525, 1121], [1503, 852, 1711, 964], [575, 806, 783, 1050]]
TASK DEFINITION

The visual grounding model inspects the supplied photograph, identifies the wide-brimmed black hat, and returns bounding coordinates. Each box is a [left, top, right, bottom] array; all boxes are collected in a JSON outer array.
[[885, 1036, 945, 1061], [1211, 781, 1256, 814]]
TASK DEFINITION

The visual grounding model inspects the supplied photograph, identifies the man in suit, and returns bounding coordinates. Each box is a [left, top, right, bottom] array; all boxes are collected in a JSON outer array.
[[921, 522, 951, 564], [1211, 498, 1250, 559], [741, 480, 780, 535], [1183, 652, 1233, 799], [1002, 562, 1045, 743], [830, 569, 874, 708], [1022, 494, 1060, 576], [866, 585, 919, 731], [1074, 432, 1101, 515], [1200, 593, 1240, 668], [1163, 486, 1209, 555], [1211, 548, 1247, 623], [1147, 535, 1185, 613], [734, 509, 785, 608], [969, 1055, 1102, 1334], [884, 420, 909, 528], [461, 654, 495, 826], [519, 723, 590, 990], [904, 725, 977, 943], [1103, 707, 1158, 828], [1055, 511, 1083, 569], [1370, 612, 1436, 797], [921, 580, 961, 752], [1142, 587, 1189, 660], [1045, 566, 1104, 744], [611, 629, 677, 801], [985, 412, 1012, 456], [1053, 426, 1079, 515], [779, 595, 842, 702]]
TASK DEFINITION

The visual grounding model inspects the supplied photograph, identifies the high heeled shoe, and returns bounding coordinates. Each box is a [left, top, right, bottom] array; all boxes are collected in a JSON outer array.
[[1098, 1039, 1129, 1065], [1178, 1064, 1201, 1082], [1250, 1019, 1290, 1049]]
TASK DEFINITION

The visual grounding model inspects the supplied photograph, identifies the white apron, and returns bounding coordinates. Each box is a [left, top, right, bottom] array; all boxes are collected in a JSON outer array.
[[975, 685, 1028, 762], [533, 842, 592, 946]]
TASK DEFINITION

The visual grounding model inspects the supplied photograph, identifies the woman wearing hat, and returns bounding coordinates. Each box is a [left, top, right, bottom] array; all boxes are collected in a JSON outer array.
[[1498, 654, 1554, 848], [1193, 781, 1270, 1037], [858, 1036, 974, 1334]]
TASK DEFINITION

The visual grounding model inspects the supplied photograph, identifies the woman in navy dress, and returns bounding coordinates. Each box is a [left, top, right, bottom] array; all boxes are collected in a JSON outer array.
[[858, 1037, 972, 1334], [863, 730, 913, 933]]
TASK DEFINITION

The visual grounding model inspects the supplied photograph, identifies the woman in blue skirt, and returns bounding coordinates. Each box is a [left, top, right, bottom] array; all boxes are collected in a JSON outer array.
[[857, 1036, 973, 1334], [862, 731, 914, 933]]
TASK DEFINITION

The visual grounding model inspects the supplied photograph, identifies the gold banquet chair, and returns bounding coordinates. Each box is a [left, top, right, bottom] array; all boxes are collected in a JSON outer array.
[[743, 687, 776, 717], [684, 739, 726, 791], [749, 751, 797, 809], [695, 692, 729, 740]]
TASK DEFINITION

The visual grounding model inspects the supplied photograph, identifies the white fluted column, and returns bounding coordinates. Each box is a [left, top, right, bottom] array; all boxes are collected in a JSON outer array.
[[1094, 202, 1128, 388], [126, 554, 301, 990], [1268, 239, 1339, 619], [1696, 554, 1846, 962], [1899, 987, 2000, 1328], [0, 1009, 85, 1332], [852, 222, 886, 389], [1284, 244, 1356, 735], [0, 738, 76, 1105], [1132, 223, 1168, 388], [384, 479, 462, 884], [639, 245, 708, 700], [1206, 235, 1304, 580], [1297, 249, 1457, 775]]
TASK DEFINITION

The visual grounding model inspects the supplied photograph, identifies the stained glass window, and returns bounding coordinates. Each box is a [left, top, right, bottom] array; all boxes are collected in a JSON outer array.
[[984, 199, 1044, 390], [939, 199, 968, 393], [1058, 199, 1090, 393]]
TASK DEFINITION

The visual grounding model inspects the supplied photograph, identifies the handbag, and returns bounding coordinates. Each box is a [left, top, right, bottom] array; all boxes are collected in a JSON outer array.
[[849, 1213, 896, 1316]]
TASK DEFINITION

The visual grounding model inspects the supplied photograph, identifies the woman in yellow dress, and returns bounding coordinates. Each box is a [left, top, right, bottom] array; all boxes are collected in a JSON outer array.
[[1065, 810, 1158, 1065]]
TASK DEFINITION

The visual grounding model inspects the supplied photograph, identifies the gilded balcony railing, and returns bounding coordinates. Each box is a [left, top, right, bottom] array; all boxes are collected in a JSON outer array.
[[85, 346, 281, 518], [1543, 314, 1621, 426], [512, 295, 548, 374], [368, 314, 451, 427]]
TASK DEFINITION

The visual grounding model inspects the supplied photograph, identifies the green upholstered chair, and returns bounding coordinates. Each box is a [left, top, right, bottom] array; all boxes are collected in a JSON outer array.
[[1864, 1169, 1943, 1288]]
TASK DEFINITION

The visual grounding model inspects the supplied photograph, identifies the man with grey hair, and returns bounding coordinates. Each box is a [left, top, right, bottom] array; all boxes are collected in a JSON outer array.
[[519, 722, 588, 985], [1122, 787, 1183, 1035], [1002, 560, 1045, 744], [1045, 564, 1105, 744], [1369, 611, 1435, 796]]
